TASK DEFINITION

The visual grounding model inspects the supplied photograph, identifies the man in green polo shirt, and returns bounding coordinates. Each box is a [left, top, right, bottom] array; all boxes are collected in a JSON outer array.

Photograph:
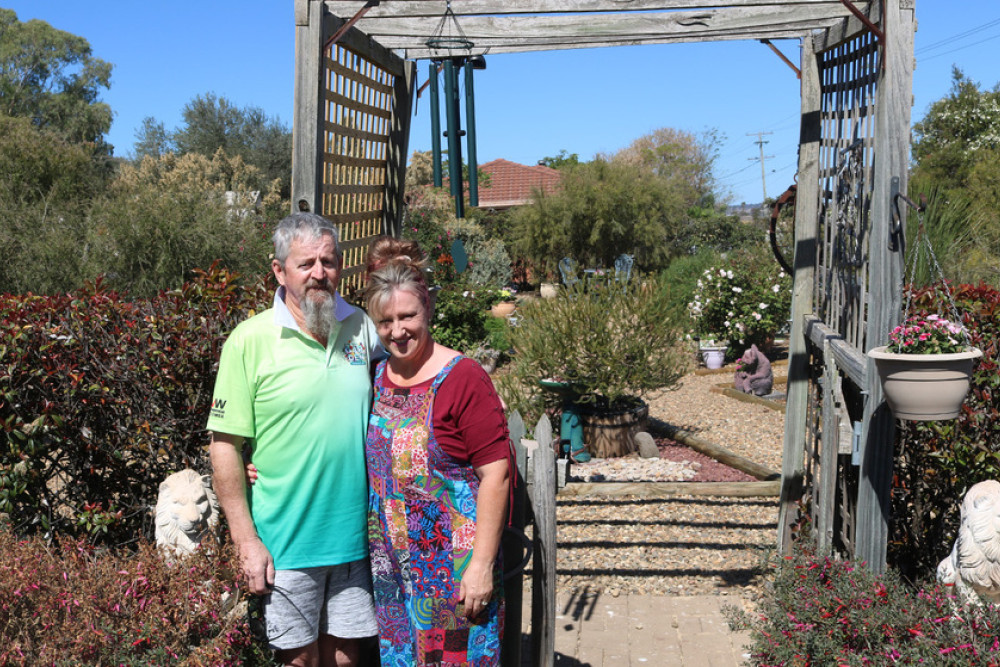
[[208, 212, 381, 667]]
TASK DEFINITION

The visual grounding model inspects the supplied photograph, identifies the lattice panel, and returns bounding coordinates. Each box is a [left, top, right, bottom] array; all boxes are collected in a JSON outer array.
[[321, 41, 395, 291], [814, 33, 879, 352]]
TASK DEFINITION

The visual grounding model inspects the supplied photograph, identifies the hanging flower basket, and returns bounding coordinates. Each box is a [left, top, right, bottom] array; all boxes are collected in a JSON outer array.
[[868, 346, 981, 421]]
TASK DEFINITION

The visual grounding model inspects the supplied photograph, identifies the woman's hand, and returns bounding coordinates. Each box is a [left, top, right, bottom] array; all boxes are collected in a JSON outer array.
[[245, 462, 258, 486], [459, 559, 494, 620]]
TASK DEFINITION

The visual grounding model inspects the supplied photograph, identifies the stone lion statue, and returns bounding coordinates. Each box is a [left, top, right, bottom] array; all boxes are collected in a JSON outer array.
[[155, 469, 220, 559], [938, 480, 1000, 605]]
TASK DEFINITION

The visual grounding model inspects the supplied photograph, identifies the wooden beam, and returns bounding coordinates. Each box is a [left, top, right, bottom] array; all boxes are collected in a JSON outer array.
[[330, 0, 870, 19], [399, 30, 815, 59], [803, 315, 866, 386], [855, 0, 914, 575], [777, 31, 821, 555], [355, 6, 858, 39], [558, 480, 782, 497]]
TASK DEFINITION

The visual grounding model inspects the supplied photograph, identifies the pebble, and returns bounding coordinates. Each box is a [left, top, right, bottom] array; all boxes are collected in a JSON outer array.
[[544, 364, 784, 599], [568, 456, 700, 483]]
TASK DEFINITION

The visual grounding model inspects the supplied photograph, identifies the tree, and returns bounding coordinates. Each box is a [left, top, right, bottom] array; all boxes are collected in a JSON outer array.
[[172, 93, 292, 195], [912, 68, 1000, 191], [86, 149, 282, 297], [512, 158, 688, 276], [0, 9, 113, 149], [0, 115, 108, 293], [538, 149, 580, 170], [512, 127, 729, 277], [133, 115, 174, 159], [608, 127, 719, 201]]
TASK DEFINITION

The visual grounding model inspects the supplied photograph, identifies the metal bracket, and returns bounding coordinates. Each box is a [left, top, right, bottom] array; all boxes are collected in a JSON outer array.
[[760, 39, 801, 79]]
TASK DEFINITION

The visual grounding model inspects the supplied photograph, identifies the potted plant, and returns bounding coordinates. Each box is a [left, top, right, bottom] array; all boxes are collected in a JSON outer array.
[[489, 288, 517, 318], [697, 336, 728, 369], [501, 275, 692, 458], [868, 314, 982, 421]]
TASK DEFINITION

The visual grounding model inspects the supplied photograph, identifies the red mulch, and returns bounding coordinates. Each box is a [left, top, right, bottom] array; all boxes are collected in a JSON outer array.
[[654, 436, 758, 483]]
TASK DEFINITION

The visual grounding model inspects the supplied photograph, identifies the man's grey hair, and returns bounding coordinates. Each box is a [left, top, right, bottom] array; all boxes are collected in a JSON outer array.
[[272, 212, 342, 264]]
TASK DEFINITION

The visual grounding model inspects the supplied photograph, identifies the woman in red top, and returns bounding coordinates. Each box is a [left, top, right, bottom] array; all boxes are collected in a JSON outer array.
[[363, 238, 510, 666]]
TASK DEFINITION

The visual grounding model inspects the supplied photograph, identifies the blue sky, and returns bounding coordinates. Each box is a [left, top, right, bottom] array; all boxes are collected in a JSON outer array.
[[5, 2, 1000, 205]]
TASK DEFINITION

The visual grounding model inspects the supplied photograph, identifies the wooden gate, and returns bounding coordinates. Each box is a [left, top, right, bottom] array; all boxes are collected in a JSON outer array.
[[291, 0, 415, 292], [778, 1, 915, 572]]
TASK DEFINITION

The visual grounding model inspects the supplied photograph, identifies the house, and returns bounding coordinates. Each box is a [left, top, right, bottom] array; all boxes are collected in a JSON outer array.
[[475, 158, 562, 210]]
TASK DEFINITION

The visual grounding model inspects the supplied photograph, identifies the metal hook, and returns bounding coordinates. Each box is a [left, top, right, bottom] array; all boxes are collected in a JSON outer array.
[[891, 192, 926, 236]]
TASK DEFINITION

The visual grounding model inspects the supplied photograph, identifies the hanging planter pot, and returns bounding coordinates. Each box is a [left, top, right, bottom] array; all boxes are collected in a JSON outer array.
[[867, 346, 982, 421]]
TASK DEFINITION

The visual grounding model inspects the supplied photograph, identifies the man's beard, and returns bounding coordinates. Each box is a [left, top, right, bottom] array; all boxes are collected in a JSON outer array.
[[301, 289, 336, 339]]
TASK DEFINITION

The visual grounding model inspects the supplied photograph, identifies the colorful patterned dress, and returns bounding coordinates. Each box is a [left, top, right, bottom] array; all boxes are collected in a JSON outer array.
[[367, 356, 504, 666]]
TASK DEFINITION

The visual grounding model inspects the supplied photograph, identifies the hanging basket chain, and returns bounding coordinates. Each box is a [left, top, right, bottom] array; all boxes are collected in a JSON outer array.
[[899, 194, 972, 348], [426, 0, 474, 52]]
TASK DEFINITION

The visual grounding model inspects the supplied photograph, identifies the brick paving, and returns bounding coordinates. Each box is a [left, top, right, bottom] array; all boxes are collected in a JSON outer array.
[[520, 590, 752, 666]]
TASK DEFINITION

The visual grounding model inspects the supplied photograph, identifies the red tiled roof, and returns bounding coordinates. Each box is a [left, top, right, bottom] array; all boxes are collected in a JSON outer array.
[[475, 158, 562, 209]]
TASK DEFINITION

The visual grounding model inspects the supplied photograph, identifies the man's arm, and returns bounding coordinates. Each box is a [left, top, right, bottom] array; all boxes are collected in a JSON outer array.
[[209, 431, 274, 594]]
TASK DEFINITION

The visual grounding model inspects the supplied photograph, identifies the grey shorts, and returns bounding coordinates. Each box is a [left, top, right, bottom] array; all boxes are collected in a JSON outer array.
[[262, 558, 378, 650]]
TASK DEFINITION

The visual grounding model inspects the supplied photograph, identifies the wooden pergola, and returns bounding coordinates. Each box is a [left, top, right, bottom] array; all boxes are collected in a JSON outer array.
[[291, 0, 916, 656]]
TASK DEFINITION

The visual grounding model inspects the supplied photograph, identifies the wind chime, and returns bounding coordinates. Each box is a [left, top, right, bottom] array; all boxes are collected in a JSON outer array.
[[425, 0, 486, 218]]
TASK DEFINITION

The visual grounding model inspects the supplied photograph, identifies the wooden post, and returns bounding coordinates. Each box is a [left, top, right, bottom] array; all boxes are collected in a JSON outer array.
[[384, 60, 415, 238], [530, 415, 556, 667], [291, 0, 326, 214], [856, 0, 915, 573], [501, 412, 528, 667], [777, 33, 821, 554], [818, 341, 840, 554]]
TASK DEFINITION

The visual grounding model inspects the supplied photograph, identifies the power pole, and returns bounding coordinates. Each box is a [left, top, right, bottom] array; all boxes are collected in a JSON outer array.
[[747, 131, 774, 202]]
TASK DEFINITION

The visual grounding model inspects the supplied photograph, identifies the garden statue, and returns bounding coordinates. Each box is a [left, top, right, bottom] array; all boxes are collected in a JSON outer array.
[[155, 469, 220, 560], [937, 480, 1000, 604], [734, 344, 773, 396]]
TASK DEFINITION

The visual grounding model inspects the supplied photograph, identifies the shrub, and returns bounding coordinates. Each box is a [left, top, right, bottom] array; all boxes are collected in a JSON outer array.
[[501, 273, 691, 413], [0, 264, 270, 546], [730, 543, 1000, 665], [0, 527, 272, 665], [86, 150, 280, 297], [687, 246, 791, 356], [890, 282, 1000, 581], [430, 285, 510, 353]]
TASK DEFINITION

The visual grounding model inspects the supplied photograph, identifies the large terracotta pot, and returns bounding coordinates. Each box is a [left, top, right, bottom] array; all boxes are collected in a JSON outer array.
[[867, 346, 982, 421], [490, 301, 516, 318]]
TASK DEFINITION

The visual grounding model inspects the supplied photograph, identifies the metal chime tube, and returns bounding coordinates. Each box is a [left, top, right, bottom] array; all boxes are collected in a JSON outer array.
[[443, 57, 464, 218], [428, 61, 443, 188], [464, 60, 479, 208]]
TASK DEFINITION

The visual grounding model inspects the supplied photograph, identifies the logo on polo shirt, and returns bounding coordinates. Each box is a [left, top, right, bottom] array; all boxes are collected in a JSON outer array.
[[210, 398, 227, 419], [343, 341, 367, 365]]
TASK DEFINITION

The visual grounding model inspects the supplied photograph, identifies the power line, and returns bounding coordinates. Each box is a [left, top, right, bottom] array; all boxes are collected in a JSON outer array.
[[916, 17, 1000, 53], [919, 31, 1000, 62]]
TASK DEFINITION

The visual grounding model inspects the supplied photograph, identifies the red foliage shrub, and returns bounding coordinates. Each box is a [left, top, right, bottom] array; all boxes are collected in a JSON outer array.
[[0, 527, 270, 665], [0, 264, 270, 545]]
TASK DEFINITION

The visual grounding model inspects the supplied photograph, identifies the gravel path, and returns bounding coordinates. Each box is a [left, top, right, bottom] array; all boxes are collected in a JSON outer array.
[[552, 363, 785, 598]]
